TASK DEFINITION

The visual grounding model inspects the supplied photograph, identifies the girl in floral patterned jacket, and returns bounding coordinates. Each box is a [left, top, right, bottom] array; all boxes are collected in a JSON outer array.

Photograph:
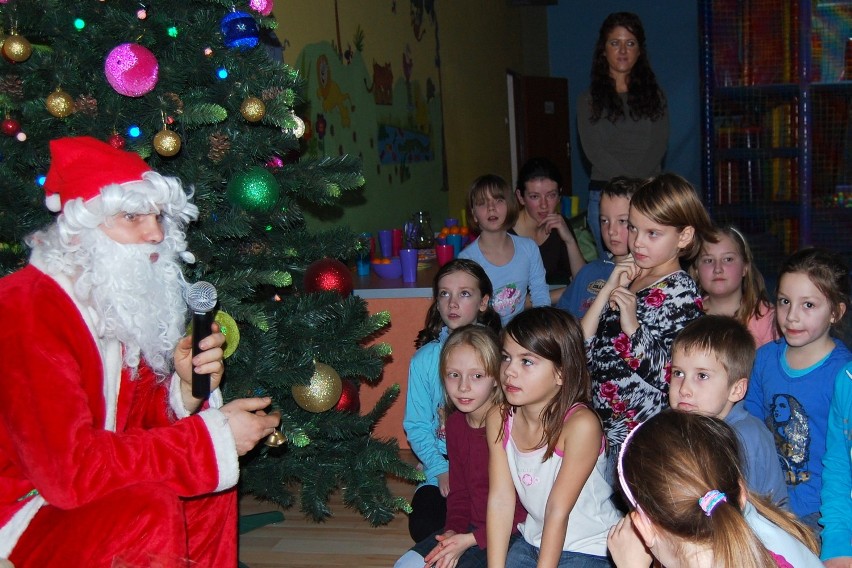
[[580, 173, 715, 478]]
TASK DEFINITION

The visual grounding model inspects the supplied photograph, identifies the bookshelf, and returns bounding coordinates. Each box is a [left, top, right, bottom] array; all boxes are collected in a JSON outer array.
[[700, 0, 852, 276]]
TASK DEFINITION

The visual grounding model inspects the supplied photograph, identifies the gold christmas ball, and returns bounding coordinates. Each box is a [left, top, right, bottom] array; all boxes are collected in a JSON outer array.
[[240, 96, 266, 123], [153, 128, 182, 157], [291, 362, 343, 413], [264, 430, 287, 447], [46, 89, 75, 118], [2, 34, 32, 63]]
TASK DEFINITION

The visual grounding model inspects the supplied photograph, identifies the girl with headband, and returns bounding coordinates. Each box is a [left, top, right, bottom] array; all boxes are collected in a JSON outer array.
[[608, 410, 821, 568]]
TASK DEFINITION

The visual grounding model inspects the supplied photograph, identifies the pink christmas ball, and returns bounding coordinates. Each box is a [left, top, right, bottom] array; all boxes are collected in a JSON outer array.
[[104, 43, 159, 97], [249, 0, 274, 16]]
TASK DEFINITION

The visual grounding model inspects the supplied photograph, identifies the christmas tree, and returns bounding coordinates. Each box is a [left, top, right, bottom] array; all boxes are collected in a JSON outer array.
[[0, 0, 421, 525]]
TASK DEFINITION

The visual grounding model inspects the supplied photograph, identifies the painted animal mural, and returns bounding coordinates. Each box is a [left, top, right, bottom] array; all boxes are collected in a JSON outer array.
[[364, 60, 394, 106], [316, 53, 352, 127]]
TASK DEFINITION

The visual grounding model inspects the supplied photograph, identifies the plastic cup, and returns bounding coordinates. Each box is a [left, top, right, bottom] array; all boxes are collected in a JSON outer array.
[[356, 232, 373, 276], [399, 248, 418, 283], [356, 256, 371, 276], [435, 244, 454, 267], [378, 229, 393, 258], [391, 228, 403, 257], [446, 234, 463, 258]]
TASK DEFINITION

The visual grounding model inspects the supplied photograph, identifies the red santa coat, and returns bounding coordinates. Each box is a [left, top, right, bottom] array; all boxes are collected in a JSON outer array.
[[0, 263, 238, 561]]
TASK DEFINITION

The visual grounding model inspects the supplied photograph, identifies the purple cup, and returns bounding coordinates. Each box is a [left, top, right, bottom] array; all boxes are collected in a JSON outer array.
[[377, 229, 392, 258], [399, 248, 418, 283]]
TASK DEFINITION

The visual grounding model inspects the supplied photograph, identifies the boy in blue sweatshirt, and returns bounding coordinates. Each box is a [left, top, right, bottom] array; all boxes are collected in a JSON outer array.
[[668, 315, 788, 506]]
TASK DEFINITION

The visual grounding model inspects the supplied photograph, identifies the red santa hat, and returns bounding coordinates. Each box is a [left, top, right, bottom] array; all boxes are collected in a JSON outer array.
[[43, 136, 152, 213]]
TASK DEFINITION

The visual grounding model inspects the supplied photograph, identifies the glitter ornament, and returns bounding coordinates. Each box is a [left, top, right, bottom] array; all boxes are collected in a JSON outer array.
[[104, 43, 159, 97], [2, 33, 32, 63], [265, 155, 284, 170], [214, 310, 240, 359], [286, 113, 306, 138], [292, 362, 343, 413], [249, 0, 274, 17], [1, 117, 20, 137], [107, 133, 126, 149], [153, 127, 181, 156], [334, 379, 360, 413], [240, 96, 266, 122], [303, 258, 353, 297], [220, 11, 260, 50], [226, 166, 280, 211], [46, 89, 75, 118]]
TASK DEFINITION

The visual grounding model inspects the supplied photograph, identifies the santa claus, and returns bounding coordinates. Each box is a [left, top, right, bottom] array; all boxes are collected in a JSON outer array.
[[0, 137, 279, 566]]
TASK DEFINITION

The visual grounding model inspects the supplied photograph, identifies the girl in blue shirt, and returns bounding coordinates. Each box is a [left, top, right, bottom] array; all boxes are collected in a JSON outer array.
[[745, 248, 851, 528], [459, 174, 550, 325], [403, 258, 500, 541]]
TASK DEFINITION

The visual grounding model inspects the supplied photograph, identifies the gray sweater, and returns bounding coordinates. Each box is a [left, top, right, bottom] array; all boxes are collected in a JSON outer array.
[[577, 90, 669, 182]]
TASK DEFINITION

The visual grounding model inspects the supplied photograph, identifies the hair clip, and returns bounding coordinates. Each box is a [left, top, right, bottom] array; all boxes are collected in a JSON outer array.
[[698, 489, 727, 516]]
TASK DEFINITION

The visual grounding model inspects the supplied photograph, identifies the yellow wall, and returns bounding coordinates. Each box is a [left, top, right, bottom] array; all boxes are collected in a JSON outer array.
[[438, 1, 538, 219], [274, 1, 544, 229]]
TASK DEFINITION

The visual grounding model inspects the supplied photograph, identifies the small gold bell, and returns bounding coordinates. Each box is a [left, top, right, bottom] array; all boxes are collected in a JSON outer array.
[[264, 430, 286, 447]]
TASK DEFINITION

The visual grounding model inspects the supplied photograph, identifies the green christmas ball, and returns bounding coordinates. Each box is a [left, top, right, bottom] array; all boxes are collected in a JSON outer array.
[[226, 166, 280, 211]]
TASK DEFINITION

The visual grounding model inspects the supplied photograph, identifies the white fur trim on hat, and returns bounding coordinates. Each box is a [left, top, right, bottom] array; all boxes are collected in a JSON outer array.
[[45, 193, 62, 213]]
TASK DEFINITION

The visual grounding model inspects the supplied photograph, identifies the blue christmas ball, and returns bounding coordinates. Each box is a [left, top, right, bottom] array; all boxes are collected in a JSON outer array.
[[220, 11, 260, 50]]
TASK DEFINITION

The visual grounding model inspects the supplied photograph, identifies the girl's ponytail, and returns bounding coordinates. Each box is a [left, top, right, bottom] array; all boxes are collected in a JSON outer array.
[[619, 411, 814, 568], [706, 499, 777, 568], [750, 494, 819, 555]]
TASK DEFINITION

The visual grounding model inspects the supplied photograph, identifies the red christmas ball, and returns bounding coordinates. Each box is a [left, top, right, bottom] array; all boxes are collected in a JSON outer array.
[[303, 258, 353, 297], [1, 118, 20, 137], [107, 133, 126, 149], [334, 379, 360, 413]]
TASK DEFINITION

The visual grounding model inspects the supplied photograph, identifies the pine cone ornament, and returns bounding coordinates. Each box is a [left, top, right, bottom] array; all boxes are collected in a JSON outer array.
[[163, 91, 185, 112], [208, 131, 231, 162], [0, 75, 24, 100], [261, 86, 283, 101], [74, 95, 98, 117]]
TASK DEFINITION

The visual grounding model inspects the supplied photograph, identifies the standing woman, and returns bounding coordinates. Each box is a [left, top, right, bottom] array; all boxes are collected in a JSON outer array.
[[511, 157, 586, 303], [578, 12, 669, 258]]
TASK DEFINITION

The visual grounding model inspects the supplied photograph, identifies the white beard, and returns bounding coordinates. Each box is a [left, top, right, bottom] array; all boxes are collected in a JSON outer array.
[[74, 228, 188, 377]]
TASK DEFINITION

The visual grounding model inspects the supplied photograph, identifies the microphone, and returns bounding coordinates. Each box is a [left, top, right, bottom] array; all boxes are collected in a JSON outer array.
[[186, 281, 218, 399]]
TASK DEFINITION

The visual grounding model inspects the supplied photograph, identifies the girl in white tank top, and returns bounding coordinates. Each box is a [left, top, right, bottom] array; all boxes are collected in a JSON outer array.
[[486, 308, 620, 567]]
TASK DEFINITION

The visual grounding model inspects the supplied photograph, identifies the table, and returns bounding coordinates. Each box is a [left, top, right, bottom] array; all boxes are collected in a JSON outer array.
[[355, 262, 440, 449]]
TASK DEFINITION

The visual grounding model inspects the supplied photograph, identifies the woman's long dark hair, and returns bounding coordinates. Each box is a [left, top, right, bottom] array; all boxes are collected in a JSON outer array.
[[589, 12, 666, 124]]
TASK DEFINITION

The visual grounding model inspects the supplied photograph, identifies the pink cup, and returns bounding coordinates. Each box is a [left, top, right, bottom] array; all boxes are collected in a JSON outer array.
[[391, 228, 403, 257], [435, 244, 454, 267]]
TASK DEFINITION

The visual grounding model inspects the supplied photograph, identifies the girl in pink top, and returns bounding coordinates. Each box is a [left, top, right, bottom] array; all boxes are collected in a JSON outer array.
[[691, 225, 777, 347]]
